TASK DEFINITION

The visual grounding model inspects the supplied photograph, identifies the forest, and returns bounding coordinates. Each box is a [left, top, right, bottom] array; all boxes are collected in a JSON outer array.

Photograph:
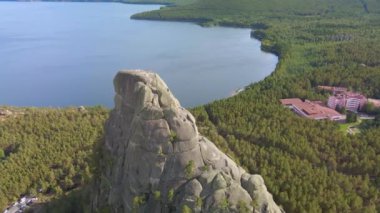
[[0, 107, 108, 210], [1, 0, 380, 212]]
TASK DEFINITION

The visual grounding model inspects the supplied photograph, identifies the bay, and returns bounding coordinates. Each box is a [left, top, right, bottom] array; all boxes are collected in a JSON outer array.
[[0, 2, 277, 107]]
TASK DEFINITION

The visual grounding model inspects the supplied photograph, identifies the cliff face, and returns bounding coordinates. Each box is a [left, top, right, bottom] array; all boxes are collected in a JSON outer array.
[[92, 70, 283, 213]]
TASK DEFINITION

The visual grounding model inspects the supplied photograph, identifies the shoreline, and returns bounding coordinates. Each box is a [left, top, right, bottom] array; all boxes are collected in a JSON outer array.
[[128, 3, 280, 101], [0, 0, 280, 56], [0, 1, 279, 108]]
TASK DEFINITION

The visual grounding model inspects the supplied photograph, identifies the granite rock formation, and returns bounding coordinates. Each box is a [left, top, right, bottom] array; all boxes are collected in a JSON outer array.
[[92, 70, 283, 213]]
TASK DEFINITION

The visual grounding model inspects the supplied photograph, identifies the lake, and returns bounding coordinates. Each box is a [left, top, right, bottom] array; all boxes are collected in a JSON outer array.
[[0, 2, 277, 107]]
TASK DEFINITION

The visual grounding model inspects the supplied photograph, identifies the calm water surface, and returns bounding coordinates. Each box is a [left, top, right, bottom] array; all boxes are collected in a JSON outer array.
[[0, 2, 277, 107]]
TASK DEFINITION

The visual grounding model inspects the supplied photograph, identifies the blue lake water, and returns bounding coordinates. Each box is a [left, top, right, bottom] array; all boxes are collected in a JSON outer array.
[[0, 2, 277, 107]]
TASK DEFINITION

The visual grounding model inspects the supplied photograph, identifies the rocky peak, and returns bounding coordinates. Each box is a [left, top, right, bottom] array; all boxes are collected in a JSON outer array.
[[92, 70, 283, 213]]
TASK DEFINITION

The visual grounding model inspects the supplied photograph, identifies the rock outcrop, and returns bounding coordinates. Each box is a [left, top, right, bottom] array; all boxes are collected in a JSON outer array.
[[92, 70, 283, 213]]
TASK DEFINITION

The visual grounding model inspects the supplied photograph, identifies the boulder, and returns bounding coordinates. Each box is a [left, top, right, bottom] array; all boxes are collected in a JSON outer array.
[[92, 70, 284, 213]]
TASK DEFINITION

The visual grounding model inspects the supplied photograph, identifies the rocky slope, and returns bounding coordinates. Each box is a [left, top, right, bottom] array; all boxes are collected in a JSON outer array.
[[92, 70, 283, 213]]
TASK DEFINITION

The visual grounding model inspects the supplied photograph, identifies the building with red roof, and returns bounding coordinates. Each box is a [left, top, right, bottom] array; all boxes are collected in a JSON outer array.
[[281, 98, 344, 121]]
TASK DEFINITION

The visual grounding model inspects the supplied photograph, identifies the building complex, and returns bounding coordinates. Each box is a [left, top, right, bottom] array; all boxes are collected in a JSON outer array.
[[281, 86, 380, 121], [323, 88, 367, 112]]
